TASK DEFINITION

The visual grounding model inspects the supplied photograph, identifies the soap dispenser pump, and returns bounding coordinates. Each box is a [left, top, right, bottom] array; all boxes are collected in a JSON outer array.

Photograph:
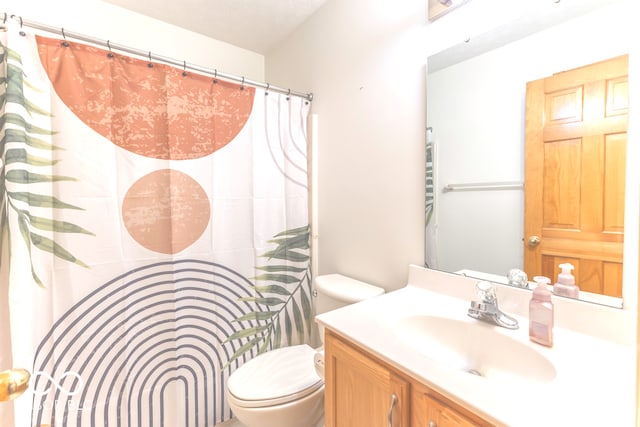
[[553, 262, 579, 299], [529, 276, 553, 347]]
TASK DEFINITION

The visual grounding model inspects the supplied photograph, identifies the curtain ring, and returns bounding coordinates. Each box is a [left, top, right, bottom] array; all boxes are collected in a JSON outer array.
[[213, 69, 218, 84], [182, 60, 188, 77], [16, 16, 26, 36], [147, 51, 153, 68], [265, 83, 270, 96], [106, 40, 114, 58], [61, 28, 69, 47], [240, 76, 245, 91], [286, 89, 291, 100]]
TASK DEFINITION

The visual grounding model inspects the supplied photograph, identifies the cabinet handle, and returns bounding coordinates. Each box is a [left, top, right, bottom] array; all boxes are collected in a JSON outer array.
[[387, 393, 398, 427], [428, 421, 438, 427]]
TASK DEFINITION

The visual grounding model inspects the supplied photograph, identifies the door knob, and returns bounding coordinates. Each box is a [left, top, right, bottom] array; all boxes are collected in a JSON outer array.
[[0, 368, 31, 402], [528, 236, 541, 247]]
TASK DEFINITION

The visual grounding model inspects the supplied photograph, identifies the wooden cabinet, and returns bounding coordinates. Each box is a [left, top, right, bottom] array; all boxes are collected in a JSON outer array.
[[412, 382, 493, 427], [324, 330, 494, 427], [324, 329, 409, 426]]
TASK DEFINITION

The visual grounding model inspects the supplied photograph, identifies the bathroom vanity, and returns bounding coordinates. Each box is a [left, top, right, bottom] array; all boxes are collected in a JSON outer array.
[[325, 330, 491, 426], [316, 265, 636, 427]]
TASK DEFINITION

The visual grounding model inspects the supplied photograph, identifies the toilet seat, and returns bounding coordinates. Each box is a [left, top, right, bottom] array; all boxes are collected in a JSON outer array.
[[227, 344, 323, 408]]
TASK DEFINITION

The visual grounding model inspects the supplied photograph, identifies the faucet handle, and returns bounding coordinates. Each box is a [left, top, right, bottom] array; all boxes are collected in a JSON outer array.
[[475, 281, 496, 303], [508, 268, 529, 288]]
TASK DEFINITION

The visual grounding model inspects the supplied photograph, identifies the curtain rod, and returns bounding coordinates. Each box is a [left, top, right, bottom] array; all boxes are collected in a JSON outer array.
[[3, 13, 313, 102]]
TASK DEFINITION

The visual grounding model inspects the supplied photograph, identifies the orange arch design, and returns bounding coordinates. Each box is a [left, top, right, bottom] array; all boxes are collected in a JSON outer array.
[[36, 36, 255, 160]]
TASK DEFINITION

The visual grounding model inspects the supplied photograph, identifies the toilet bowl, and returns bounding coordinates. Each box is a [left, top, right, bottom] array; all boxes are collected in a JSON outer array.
[[226, 274, 384, 427], [226, 345, 325, 427]]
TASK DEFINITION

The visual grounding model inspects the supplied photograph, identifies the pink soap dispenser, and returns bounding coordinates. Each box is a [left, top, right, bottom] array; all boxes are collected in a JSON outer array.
[[553, 263, 580, 299], [529, 276, 554, 347]]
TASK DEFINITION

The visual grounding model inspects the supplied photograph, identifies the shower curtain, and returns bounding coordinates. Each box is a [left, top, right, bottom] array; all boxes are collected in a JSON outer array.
[[0, 21, 312, 427]]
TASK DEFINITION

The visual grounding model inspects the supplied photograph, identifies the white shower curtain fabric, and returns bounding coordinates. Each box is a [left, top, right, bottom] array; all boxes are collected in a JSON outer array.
[[1, 21, 312, 427]]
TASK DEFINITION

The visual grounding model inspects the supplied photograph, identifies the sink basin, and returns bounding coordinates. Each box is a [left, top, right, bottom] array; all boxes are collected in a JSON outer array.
[[394, 315, 556, 384]]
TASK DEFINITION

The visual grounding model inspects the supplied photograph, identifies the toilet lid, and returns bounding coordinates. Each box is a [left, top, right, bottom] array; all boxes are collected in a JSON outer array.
[[227, 344, 323, 406]]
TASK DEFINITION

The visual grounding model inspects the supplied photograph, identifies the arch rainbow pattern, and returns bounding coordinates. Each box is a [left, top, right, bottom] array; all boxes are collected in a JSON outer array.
[[30, 259, 263, 426]]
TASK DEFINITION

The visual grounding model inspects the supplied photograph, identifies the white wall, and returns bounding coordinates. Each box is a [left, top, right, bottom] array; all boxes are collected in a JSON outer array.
[[4, 0, 264, 81], [428, 3, 630, 276], [266, 0, 428, 291]]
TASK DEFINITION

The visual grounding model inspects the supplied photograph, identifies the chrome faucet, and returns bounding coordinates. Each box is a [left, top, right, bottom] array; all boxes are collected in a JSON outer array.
[[467, 281, 519, 329]]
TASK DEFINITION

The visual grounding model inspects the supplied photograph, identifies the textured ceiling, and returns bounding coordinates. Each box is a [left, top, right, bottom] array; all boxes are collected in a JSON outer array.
[[101, 0, 328, 54]]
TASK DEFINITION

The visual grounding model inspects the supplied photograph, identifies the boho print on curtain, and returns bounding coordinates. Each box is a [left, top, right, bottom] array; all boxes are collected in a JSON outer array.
[[0, 22, 312, 427]]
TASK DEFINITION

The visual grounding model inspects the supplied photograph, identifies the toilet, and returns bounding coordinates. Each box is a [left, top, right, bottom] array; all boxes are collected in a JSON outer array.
[[226, 274, 385, 427]]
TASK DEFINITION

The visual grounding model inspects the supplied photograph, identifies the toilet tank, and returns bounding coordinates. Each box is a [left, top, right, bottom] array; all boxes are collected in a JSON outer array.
[[313, 274, 385, 346], [314, 274, 385, 316]]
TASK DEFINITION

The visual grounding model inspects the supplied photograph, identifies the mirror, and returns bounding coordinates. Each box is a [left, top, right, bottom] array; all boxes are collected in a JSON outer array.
[[425, 0, 630, 308]]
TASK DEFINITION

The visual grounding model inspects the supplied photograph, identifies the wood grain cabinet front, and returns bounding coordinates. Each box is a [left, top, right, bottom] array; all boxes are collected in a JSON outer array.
[[412, 384, 494, 427], [324, 329, 409, 426], [324, 330, 494, 427]]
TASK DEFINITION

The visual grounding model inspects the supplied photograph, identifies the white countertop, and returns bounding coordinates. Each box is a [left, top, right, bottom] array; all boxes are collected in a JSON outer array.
[[316, 266, 636, 427]]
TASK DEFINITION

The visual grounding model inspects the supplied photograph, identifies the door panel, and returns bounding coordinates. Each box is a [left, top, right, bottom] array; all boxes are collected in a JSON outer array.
[[524, 55, 627, 298]]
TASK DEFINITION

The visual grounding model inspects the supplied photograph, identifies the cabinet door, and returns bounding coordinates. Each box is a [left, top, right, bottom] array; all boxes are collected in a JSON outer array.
[[420, 393, 490, 427], [324, 331, 410, 427]]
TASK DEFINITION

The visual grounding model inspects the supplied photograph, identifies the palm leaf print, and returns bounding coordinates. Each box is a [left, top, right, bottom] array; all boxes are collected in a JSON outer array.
[[225, 225, 312, 367], [426, 141, 435, 226], [0, 41, 93, 287]]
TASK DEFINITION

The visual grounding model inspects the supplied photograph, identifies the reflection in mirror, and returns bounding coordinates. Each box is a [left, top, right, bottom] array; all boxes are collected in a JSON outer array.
[[425, 1, 629, 308], [427, 0, 472, 22]]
